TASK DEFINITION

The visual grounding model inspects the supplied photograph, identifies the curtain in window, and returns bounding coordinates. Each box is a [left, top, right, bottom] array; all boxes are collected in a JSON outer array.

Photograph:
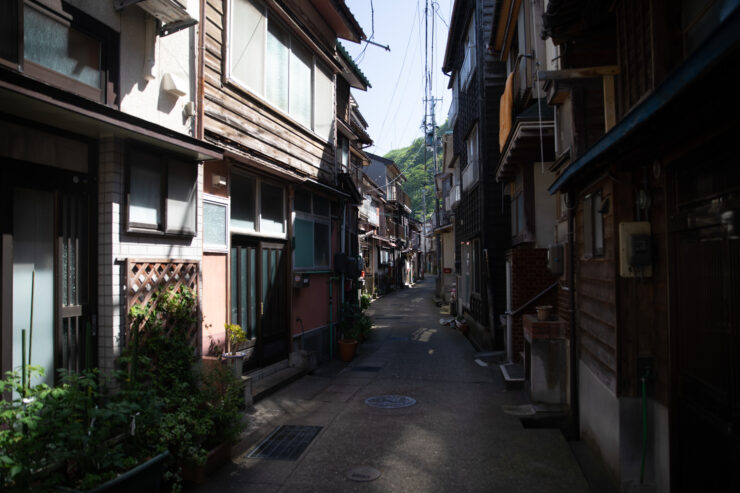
[[290, 41, 313, 128], [266, 22, 289, 112], [314, 63, 334, 141], [129, 154, 162, 228], [230, 0, 265, 94], [166, 160, 196, 235], [231, 174, 256, 231], [260, 182, 284, 234]]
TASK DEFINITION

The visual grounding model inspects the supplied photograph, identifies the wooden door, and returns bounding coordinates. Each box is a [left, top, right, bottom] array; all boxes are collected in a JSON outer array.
[[230, 239, 287, 370], [671, 157, 739, 491]]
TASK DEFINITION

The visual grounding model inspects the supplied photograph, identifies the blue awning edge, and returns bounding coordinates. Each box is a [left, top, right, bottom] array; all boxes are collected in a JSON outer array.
[[548, 5, 740, 194]]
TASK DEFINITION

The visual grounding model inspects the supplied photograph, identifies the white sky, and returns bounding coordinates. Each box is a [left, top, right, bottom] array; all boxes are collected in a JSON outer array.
[[343, 0, 453, 156]]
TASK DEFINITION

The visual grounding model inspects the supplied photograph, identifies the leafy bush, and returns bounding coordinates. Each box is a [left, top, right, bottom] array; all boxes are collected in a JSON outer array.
[[360, 294, 371, 311], [0, 287, 245, 493]]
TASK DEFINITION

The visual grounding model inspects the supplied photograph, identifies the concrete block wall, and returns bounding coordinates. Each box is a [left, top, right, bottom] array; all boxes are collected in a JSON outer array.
[[97, 137, 203, 374]]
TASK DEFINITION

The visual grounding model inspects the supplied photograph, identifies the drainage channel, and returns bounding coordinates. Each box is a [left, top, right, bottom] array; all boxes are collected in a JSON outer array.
[[247, 425, 322, 460]]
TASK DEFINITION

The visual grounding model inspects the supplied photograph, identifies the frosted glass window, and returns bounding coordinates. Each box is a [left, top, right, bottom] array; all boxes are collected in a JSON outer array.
[[294, 190, 311, 213], [290, 41, 313, 128], [314, 63, 334, 141], [248, 249, 256, 332], [294, 218, 314, 268], [231, 174, 256, 231], [230, 0, 265, 95], [24, 6, 101, 89], [265, 22, 289, 112], [129, 153, 163, 229], [314, 222, 330, 267], [13, 189, 55, 388], [260, 182, 284, 233], [204, 200, 228, 251], [166, 160, 197, 235]]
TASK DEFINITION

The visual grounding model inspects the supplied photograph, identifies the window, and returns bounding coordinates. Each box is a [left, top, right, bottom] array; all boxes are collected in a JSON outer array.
[[228, 0, 334, 140], [127, 147, 197, 236], [338, 135, 350, 173], [472, 239, 480, 294], [203, 195, 230, 252], [460, 15, 476, 89], [448, 74, 459, 126], [462, 124, 479, 191], [230, 173, 285, 237], [583, 191, 604, 258], [293, 190, 331, 270], [1, 1, 118, 103]]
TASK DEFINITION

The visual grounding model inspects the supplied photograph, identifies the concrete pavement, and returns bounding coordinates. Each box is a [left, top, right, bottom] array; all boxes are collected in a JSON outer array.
[[190, 279, 591, 492]]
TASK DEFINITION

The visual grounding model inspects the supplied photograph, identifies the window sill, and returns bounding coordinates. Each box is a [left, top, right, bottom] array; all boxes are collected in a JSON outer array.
[[126, 227, 196, 239]]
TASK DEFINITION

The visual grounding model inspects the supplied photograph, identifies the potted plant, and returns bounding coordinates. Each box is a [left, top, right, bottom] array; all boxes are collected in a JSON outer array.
[[222, 324, 251, 378]]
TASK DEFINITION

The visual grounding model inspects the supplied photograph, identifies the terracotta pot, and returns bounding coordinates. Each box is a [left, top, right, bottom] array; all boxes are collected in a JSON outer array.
[[536, 305, 553, 321], [338, 338, 358, 362]]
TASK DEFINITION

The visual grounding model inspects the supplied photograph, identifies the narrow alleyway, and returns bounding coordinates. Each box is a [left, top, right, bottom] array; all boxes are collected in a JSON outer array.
[[193, 279, 591, 492]]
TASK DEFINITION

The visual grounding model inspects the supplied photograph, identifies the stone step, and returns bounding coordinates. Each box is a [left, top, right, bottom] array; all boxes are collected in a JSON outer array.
[[251, 366, 306, 402], [499, 362, 525, 390]]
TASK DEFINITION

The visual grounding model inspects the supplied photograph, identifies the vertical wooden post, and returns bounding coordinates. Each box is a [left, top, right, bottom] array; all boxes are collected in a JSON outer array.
[[603, 75, 616, 132]]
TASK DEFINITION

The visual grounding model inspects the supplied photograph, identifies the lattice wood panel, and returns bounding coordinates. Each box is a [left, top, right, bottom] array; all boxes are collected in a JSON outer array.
[[125, 259, 200, 347]]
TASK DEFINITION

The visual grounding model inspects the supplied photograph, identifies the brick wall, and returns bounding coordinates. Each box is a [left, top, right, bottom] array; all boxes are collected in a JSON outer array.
[[508, 247, 558, 361]]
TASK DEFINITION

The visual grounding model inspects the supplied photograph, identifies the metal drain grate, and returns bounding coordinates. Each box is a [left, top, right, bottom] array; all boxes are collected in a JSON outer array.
[[351, 366, 382, 372], [247, 425, 322, 460], [365, 395, 417, 409]]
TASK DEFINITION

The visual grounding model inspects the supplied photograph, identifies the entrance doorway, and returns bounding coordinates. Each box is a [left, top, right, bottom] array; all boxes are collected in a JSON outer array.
[[671, 156, 739, 490], [2, 162, 94, 385], [230, 238, 288, 370]]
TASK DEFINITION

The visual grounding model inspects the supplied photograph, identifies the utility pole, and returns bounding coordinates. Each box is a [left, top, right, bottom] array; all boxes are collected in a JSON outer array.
[[421, 0, 443, 291]]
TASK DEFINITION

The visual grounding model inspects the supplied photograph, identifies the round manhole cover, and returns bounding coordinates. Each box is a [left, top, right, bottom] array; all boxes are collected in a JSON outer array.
[[364, 395, 417, 409], [345, 466, 381, 482]]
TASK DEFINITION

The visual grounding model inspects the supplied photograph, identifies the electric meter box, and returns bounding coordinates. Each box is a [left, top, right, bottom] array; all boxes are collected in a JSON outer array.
[[619, 221, 653, 278]]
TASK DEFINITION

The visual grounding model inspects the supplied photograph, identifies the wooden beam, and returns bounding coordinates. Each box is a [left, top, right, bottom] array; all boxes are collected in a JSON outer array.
[[537, 65, 620, 81], [603, 75, 616, 132]]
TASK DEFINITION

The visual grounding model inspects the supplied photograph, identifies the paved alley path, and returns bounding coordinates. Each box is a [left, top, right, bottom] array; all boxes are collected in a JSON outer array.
[[193, 279, 590, 492]]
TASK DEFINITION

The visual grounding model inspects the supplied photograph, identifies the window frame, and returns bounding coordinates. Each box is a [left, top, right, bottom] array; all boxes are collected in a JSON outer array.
[[230, 171, 287, 239], [203, 194, 230, 253], [224, 0, 334, 142], [461, 14, 477, 90], [2, 1, 119, 105], [583, 190, 605, 259], [125, 145, 198, 237], [462, 123, 479, 190], [292, 190, 332, 271]]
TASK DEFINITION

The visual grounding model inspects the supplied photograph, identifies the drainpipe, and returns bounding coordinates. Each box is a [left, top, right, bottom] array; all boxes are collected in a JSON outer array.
[[505, 260, 513, 363], [567, 190, 580, 439], [340, 201, 346, 307]]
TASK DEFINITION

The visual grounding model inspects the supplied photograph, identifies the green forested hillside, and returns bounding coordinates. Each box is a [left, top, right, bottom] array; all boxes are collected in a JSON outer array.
[[383, 120, 449, 221]]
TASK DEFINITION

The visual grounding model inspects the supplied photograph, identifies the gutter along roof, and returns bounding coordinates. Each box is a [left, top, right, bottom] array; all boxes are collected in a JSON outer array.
[[548, 6, 740, 194]]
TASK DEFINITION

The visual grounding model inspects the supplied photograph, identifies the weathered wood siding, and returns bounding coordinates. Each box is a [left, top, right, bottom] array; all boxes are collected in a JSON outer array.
[[576, 177, 618, 394], [203, 0, 335, 183]]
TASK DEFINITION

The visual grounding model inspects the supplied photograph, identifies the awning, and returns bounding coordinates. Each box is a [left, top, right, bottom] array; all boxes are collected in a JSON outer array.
[[549, 7, 740, 193], [0, 73, 222, 161]]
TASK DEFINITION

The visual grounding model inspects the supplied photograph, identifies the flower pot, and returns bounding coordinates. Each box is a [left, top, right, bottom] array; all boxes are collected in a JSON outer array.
[[182, 442, 232, 484], [222, 348, 253, 378], [59, 451, 170, 493], [338, 338, 358, 362], [536, 305, 553, 321]]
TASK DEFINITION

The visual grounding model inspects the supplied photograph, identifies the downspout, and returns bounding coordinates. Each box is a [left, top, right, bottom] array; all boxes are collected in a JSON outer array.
[[340, 201, 346, 307], [567, 190, 580, 439]]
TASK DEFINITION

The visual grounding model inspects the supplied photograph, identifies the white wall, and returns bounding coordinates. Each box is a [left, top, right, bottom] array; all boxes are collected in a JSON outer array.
[[65, 0, 198, 136], [579, 360, 620, 483], [97, 138, 203, 374]]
